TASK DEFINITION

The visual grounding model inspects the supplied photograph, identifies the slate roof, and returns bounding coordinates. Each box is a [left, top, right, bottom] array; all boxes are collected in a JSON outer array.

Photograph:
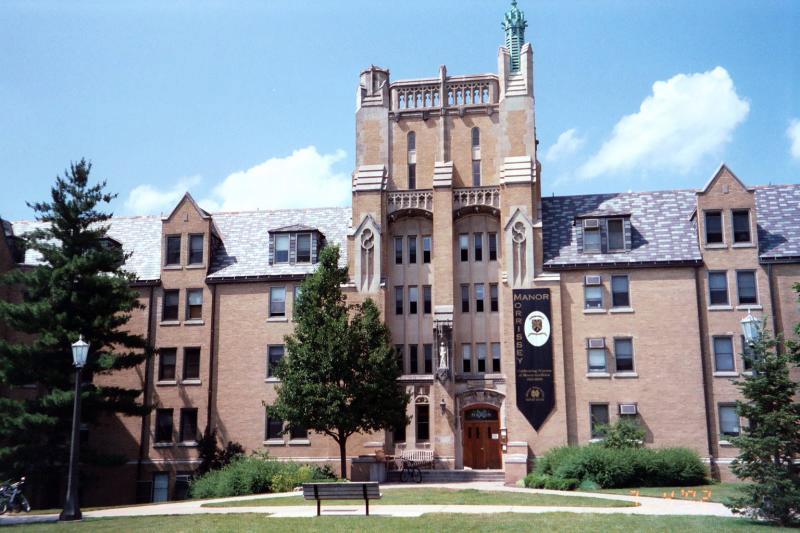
[[755, 184, 800, 260]]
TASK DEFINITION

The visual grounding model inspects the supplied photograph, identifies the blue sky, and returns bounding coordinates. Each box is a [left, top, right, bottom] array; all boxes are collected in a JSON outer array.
[[1, 0, 798, 220]]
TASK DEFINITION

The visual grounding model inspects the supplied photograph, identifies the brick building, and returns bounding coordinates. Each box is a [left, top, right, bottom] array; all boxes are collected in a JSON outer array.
[[1, 1, 799, 505]]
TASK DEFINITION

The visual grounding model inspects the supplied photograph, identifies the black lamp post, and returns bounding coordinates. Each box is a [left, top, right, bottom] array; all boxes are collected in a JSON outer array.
[[60, 335, 89, 521]]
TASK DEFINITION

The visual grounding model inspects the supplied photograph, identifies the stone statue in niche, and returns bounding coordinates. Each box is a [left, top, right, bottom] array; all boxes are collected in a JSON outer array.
[[360, 228, 374, 289], [511, 220, 527, 286], [436, 336, 450, 382]]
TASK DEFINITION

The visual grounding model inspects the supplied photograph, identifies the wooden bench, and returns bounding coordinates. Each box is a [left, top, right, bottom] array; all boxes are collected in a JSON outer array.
[[302, 482, 381, 516]]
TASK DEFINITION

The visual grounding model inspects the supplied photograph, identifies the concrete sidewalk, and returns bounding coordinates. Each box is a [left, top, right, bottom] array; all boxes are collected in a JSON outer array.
[[0, 481, 735, 525]]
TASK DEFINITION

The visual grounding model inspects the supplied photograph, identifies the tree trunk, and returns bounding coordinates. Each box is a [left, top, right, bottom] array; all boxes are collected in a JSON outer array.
[[338, 437, 348, 480]]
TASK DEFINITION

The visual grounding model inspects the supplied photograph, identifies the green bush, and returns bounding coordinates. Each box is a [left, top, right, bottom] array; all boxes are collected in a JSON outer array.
[[532, 446, 582, 476], [544, 477, 580, 491], [523, 473, 549, 489], [598, 419, 646, 449]]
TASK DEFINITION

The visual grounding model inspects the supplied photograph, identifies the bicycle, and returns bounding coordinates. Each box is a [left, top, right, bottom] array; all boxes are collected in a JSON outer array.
[[0, 477, 30, 514], [399, 458, 422, 483]]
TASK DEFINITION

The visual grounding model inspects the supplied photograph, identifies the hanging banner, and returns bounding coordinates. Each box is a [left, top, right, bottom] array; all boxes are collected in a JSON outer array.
[[513, 288, 554, 431]]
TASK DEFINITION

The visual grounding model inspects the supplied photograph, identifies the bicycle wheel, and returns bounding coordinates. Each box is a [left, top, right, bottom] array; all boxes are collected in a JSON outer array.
[[412, 467, 422, 484], [0, 499, 7, 515], [19, 495, 30, 513], [400, 468, 410, 483]]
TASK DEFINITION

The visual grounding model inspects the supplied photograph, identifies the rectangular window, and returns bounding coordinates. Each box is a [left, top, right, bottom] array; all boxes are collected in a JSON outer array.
[[488, 233, 498, 261], [732, 210, 751, 243], [394, 237, 403, 265], [611, 275, 629, 308], [491, 342, 501, 372], [267, 345, 284, 377], [584, 286, 603, 309], [269, 286, 286, 317], [409, 344, 418, 375], [423, 286, 432, 314], [163, 290, 179, 321], [289, 425, 307, 440], [186, 289, 203, 320], [607, 219, 624, 251], [408, 163, 416, 190], [179, 408, 198, 443], [292, 285, 302, 321], [166, 235, 181, 265], [590, 404, 610, 439], [476, 343, 487, 373], [472, 160, 481, 187], [395, 345, 405, 374], [474, 283, 485, 313], [155, 408, 173, 443], [274, 234, 290, 263], [183, 347, 200, 380], [705, 211, 723, 244], [408, 286, 418, 314], [296, 234, 312, 263], [422, 236, 432, 263], [423, 344, 433, 374], [588, 347, 607, 372], [461, 284, 470, 313], [719, 404, 740, 437], [736, 271, 757, 304], [395, 286, 403, 315], [158, 348, 177, 381], [583, 227, 601, 253], [614, 338, 634, 372], [408, 236, 417, 263], [393, 422, 406, 443], [713, 336, 735, 371], [741, 335, 754, 371], [265, 412, 283, 440], [474, 232, 483, 261], [152, 472, 169, 503], [459, 234, 469, 261], [462, 344, 472, 373], [188, 234, 204, 265], [708, 272, 729, 305], [490, 283, 499, 312], [416, 404, 430, 442]]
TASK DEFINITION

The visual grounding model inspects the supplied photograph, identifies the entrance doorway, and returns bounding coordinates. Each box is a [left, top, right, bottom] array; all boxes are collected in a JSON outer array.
[[462, 407, 501, 469]]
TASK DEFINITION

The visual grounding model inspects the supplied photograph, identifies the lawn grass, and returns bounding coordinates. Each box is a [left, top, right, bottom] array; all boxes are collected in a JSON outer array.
[[202, 488, 634, 508], [9, 512, 792, 532], [594, 483, 745, 504]]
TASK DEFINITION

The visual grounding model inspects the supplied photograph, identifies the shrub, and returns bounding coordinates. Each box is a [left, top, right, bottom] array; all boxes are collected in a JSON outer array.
[[598, 419, 645, 449], [544, 477, 579, 491], [532, 446, 582, 476], [523, 473, 549, 489]]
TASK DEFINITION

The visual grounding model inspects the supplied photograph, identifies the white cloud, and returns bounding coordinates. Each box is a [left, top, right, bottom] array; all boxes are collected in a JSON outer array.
[[545, 128, 585, 162], [124, 175, 202, 215], [200, 146, 350, 212], [787, 118, 800, 160], [578, 66, 749, 180]]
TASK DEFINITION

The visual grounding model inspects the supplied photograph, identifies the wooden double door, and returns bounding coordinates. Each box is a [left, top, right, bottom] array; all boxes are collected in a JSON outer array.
[[462, 407, 501, 470]]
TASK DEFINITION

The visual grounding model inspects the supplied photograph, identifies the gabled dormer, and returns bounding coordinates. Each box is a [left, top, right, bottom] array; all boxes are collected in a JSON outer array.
[[268, 225, 324, 266], [695, 164, 757, 249], [161, 192, 218, 270], [574, 210, 632, 255]]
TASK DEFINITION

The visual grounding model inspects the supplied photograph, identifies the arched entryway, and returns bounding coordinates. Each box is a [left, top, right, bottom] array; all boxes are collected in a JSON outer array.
[[462, 406, 502, 469]]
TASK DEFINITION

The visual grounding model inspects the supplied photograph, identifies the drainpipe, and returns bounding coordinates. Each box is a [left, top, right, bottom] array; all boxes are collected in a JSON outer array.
[[693, 267, 717, 477], [205, 283, 217, 435], [136, 285, 156, 482], [766, 263, 781, 348]]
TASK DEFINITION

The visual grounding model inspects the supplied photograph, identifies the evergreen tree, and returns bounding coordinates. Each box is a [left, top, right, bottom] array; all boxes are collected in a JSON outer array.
[[727, 287, 800, 526], [267, 245, 408, 478], [0, 160, 150, 499]]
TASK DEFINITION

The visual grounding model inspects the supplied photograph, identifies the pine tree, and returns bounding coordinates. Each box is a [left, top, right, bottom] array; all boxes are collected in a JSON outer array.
[[267, 245, 409, 478], [727, 287, 800, 526], [0, 160, 150, 500]]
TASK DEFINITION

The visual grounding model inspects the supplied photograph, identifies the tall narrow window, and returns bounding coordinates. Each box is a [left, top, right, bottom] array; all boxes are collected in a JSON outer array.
[[407, 132, 417, 190], [490, 283, 499, 312], [188, 234, 204, 265], [265, 412, 283, 440], [422, 236, 432, 263], [583, 226, 601, 253], [732, 210, 751, 243], [409, 344, 418, 374], [471, 127, 481, 187], [471, 127, 480, 148], [296, 234, 312, 263], [607, 219, 624, 251], [461, 284, 470, 313], [459, 234, 469, 261], [713, 336, 735, 371], [274, 234, 290, 263], [491, 342, 501, 372], [416, 404, 430, 442], [395, 286, 403, 315], [708, 272, 729, 305], [166, 235, 181, 265], [474, 232, 483, 261], [186, 289, 203, 320], [590, 404, 610, 439], [423, 286, 432, 314], [588, 342, 607, 373], [474, 284, 485, 313], [488, 232, 498, 261], [408, 236, 417, 263], [705, 211, 723, 244], [158, 348, 177, 381], [267, 345, 284, 377], [423, 344, 433, 374], [179, 408, 198, 443], [736, 271, 757, 304], [394, 237, 403, 265], [155, 409, 173, 443], [471, 160, 481, 187], [462, 344, 472, 373], [584, 286, 603, 309], [476, 343, 487, 373], [183, 348, 200, 380], [163, 290, 179, 321], [408, 286, 418, 314], [719, 404, 740, 437], [269, 286, 286, 317], [611, 275, 629, 308], [614, 338, 634, 372]]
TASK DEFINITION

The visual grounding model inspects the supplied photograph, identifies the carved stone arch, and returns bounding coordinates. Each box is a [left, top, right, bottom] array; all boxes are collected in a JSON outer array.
[[351, 214, 382, 293], [459, 388, 506, 411], [504, 207, 535, 288]]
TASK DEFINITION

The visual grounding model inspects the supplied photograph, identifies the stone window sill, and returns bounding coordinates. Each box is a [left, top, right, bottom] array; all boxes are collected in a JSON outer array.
[[610, 307, 634, 314], [163, 264, 183, 270], [583, 308, 606, 314], [589, 438, 604, 444], [586, 372, 611, 378], [160, 320, 181, 326], [704, 243, 727, 249], [719, 440, 737, 447], [735, 304, 762, 311], [177, 441, 198, 448], [708, 305, 732, 311], [263, 439, 285, 446], [265, 377, 281, 383], [731, 243, 755, 248], [153, 442, 173, 448], [181, 379, 201, 386], [398, 375, 435, 383], [713, 371, 739, 377], [184, 319, 205, 326], [267, 316, 288, 323], [288, 439, 311, 446], [185, 264, 206, 269], [156, 380, 177, 386], [613, 372, 638, 378], [364, 441, 383, 448]]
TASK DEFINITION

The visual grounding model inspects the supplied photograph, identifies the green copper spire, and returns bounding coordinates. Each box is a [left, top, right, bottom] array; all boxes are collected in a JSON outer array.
[[502, 0, 528, 72]]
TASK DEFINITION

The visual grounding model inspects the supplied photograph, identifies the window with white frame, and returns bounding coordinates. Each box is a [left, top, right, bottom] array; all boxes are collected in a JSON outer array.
[[713, 336, 735, 372], [296, 234, 312, 263], [491, 342, 501, 372], [611, 275, 629, 307], [583, 224, 601, 253], [269, 286, 286, 317], [718, 404, 740, 437], [590, 404, 609, 439], [408, 286, 418, 315], [736, 270, 757, 305], [584, 285, 603, 309], [476, 343, 487, 373], [587, 339, 607, 372], [708, 271, 729, 305], [274, 234, 290, 263], [614, 338, 634, 372], [705, 211, 723, 244], [732, 210, 751, 243], [462, 344, 472, 373], [474, 283, 485, 313], [607, 219, 624, 251]]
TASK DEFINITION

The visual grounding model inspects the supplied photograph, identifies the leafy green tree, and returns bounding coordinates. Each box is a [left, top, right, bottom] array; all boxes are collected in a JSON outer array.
[[727, 289, 800, 526], [267, 245, 409, 478], [0, 160, 150, 500], [597, 418, 646, 449]]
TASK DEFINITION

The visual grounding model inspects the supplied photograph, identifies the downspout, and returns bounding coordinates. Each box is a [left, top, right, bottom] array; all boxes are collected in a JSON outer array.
[[693, 266, 717, 477], [136, 285, 156, 481], [766, 263, 781, 347], [205, 283, 217, 435]]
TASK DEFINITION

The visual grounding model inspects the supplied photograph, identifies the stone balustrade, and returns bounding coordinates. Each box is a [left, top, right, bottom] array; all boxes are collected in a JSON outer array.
[[391, 75, 498, 112], [453, 186, 501, 211], [387, 190, 434, 214]]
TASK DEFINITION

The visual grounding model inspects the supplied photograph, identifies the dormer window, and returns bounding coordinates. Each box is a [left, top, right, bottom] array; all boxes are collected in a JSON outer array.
[[269, 227, 322, 266], [705, 211, 723, 244], [578, 216, 631, 255], [583, 220, 601, 253], [607, 219, 624, 251], [275, 235, 290, 263], [732, 210, 751, 243], [188, 234, 204, 265], [165, 235, 181, 266], [296, 234, 311, 263]]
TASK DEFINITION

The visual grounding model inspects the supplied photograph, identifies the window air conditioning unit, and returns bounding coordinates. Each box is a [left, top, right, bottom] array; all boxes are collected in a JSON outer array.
[[619, 404, 638, 415], [584, 275, 602, 286], [583, 218, 600, 229], [587, 338, 606, 349]]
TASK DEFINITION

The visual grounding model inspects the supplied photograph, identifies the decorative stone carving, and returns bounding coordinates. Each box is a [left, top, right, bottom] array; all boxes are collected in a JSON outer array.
[[433, 305, 453, 383], [351, 214, 382, 293], [504, 208, 535, 288], [386, 190, 433, 215]]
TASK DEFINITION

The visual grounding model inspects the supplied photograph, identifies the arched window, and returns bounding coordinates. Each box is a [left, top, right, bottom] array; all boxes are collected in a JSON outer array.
[[407, 132, 417, 189], [471, 128, 481, 186]]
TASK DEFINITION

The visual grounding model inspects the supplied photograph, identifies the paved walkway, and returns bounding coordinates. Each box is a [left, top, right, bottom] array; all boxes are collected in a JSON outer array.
[[0, 481, 735, 525]]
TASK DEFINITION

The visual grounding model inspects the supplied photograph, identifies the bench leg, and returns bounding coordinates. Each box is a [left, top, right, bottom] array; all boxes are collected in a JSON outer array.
[[365, 497, 369, 516], [317, 499, 321, 517]]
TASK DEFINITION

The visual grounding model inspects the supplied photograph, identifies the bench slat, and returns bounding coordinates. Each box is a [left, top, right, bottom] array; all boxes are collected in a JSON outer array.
[[302, 482, 381, 501]]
